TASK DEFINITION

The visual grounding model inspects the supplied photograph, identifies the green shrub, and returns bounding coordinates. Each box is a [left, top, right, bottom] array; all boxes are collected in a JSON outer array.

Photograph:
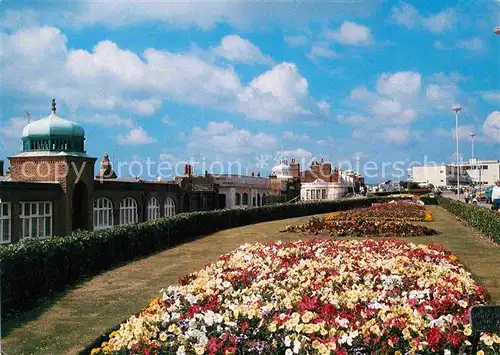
[[438, 197, 500, 244], [1, 197, 396, 314]]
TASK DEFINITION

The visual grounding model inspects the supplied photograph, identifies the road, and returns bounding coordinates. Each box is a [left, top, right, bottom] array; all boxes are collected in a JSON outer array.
[[442, 192, 493, 210]]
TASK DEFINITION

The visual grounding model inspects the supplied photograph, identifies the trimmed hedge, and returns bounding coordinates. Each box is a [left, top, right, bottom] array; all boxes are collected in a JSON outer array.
[[372, 189, 432, 197], [438, 197, 500, 244], [1, 198, 398, 315]]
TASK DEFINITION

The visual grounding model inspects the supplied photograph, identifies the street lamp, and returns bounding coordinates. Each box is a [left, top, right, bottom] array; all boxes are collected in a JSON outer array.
[[452, 105, 462, 201], [470, 132, 476, 161]]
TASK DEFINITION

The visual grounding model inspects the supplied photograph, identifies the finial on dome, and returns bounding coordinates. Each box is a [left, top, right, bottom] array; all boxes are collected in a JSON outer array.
[[51, 99, 56, 113]]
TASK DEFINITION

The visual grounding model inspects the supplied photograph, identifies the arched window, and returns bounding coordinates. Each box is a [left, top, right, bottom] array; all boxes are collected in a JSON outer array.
[[147, 197, 161, 220], [120, 197, 138, 225], [235, 193, 241, 205], [262, 193, 266, 206], [164, 197, 176, 217], [257, 193, 261, 206], [93, 198, 114, 230], [252, 196, 256, 206], [242, 193, 249, 205]]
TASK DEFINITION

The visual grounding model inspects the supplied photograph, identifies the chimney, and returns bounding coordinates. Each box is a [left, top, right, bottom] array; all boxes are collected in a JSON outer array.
[[205, 170, 208, 177], [189, 165, 193, 176], [251, 172, 255, 177], [321, 158, 324, 163], [257, 172, 260, 177], [0, 160, 3, 177], [184, 164, 188, 175]]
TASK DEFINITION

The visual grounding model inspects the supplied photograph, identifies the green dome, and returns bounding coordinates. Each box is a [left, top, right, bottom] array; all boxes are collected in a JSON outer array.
[[22, 112, 85, 138], [21, 100, 86, 154]]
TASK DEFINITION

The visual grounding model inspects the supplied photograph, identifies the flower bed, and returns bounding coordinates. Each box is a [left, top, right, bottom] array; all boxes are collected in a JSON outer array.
[[91, 239, 498, 354], [282, 217, 439, 237], [326, 201, 433, 222]]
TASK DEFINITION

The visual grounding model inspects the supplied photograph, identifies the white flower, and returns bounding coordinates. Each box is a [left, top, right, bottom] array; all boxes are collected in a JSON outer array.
[[293, 339, 301, 353], [444, 350, 451, 355], [285, 349, 293, 355], [284, 336, 291, 347], [176, 345, 186, 355]]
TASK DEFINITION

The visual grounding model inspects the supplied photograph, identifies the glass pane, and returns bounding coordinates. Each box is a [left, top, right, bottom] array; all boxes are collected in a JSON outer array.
[[31, 217, 37, 238], [45, 217, 51, 236], [32, 203, 37, 215], [23, 219, 29, 237], [24, 203, 29, 216]]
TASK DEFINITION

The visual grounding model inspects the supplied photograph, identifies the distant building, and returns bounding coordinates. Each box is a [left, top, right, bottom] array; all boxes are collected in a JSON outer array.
[[411, 159, 499, 188], [212, 173, 271, 209], [268, 159, 301, 203], [0, 101, 218, 244], [300, 159, 364, 201]]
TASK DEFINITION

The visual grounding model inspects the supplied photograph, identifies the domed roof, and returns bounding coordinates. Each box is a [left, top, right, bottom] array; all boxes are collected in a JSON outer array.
[[272, 162, 291, 175], [22, 100, 85, 139]]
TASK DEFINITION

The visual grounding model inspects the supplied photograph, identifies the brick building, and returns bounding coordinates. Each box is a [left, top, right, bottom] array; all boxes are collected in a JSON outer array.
[[0, 101, 218, 244]]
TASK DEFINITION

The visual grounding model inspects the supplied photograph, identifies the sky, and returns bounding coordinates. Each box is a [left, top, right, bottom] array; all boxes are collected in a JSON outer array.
[[1, 0, 499, 183]]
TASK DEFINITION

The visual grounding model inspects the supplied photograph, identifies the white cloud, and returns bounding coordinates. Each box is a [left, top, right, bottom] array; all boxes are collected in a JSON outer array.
[[317, 137, 335, 148], [281, 148, 312, 157], [483, 111, 500, 143], [317, 100, 330, 115], [282, 131, 310, 141], [236, 63, 310, 122], [376, 71, 422, 98], [328, 21, 373, 45], [306, 43, 338, 61], [213, 35, 273, 65], [187, 121, 277, 155], [481, 91, 500, 103], [390, 2, 419, 29], [70, 2, 377, 30], [2, 27, 314, 123], [382, 127, 411, 145], [82, 114, 134, 128], [391, 3, 456, 33], [117, 127, 157, 145], [284, 34, 308, 47], [456, 38, 484, 52], [422, 9, 456, 33]]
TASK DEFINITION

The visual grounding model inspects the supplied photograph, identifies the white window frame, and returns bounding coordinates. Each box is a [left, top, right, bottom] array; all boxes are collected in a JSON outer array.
[[93, 197, 114, 230], [164, 197, 176, 217], [0, 202, 11, 244], [119, 197, 138, 225], [20, 201, 52, 239], [147, 197, 161, 220]]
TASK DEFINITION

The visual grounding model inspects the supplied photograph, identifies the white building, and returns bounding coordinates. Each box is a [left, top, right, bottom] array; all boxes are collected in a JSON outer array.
[[212, 174, 271, 209], [412, 164, 469, 188], [463, 159, 500, 187], [300, 179, 347, 202]]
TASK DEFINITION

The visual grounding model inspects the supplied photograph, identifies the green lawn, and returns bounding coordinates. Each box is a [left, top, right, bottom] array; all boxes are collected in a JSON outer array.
[[2, 206, 499, 355]]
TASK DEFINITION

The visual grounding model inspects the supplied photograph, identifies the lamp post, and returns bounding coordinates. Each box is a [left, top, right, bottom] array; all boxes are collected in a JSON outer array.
[[470, 132, 476, 161], [452, 105, 462, 201]]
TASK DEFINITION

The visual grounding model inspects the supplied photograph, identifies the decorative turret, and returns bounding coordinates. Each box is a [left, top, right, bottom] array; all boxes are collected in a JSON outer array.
[[95, 153, 117, 179], [21, 99, 86, 154]]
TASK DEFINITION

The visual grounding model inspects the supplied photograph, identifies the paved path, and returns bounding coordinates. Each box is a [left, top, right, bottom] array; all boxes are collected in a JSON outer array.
[[2, 206, 499, 355], [442, 192, 493, 209]]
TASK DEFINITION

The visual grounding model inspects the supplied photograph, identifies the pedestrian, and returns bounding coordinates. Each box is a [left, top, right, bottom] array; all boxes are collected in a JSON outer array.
[[464, 188, 470, 204], [492, 180, 500, 213]]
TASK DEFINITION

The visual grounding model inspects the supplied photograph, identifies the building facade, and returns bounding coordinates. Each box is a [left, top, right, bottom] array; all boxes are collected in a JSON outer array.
[[299, 159, 363, 201], [410, 159, 500, 188], [213, 174, 271, 209], [0, 101, 218, 244]]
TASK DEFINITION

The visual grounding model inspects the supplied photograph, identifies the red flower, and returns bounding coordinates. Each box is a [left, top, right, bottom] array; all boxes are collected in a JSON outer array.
[[240, 321, 249, 333], [447, 332, 463, 348], [426, 327, 443, 351]]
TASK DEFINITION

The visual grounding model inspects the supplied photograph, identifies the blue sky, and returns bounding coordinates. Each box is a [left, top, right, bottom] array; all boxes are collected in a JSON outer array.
[[1, 0, 499, 183]]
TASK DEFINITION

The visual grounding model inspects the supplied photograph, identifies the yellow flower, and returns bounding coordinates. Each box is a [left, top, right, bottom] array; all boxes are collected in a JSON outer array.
[[159, 331, 167, 341], [395, 351, 402, 355], [449, 255, 458, 262], [483, 336, 494, 346], [477, 351, 484, 355], [90, 349, 101, 355], [464, 325, 472, 336], [268, 322, 277, 332], [195, 345, 205, 354]]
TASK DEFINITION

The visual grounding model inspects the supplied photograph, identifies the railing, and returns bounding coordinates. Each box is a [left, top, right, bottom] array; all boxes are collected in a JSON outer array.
[[286, 196, 300, 204]]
